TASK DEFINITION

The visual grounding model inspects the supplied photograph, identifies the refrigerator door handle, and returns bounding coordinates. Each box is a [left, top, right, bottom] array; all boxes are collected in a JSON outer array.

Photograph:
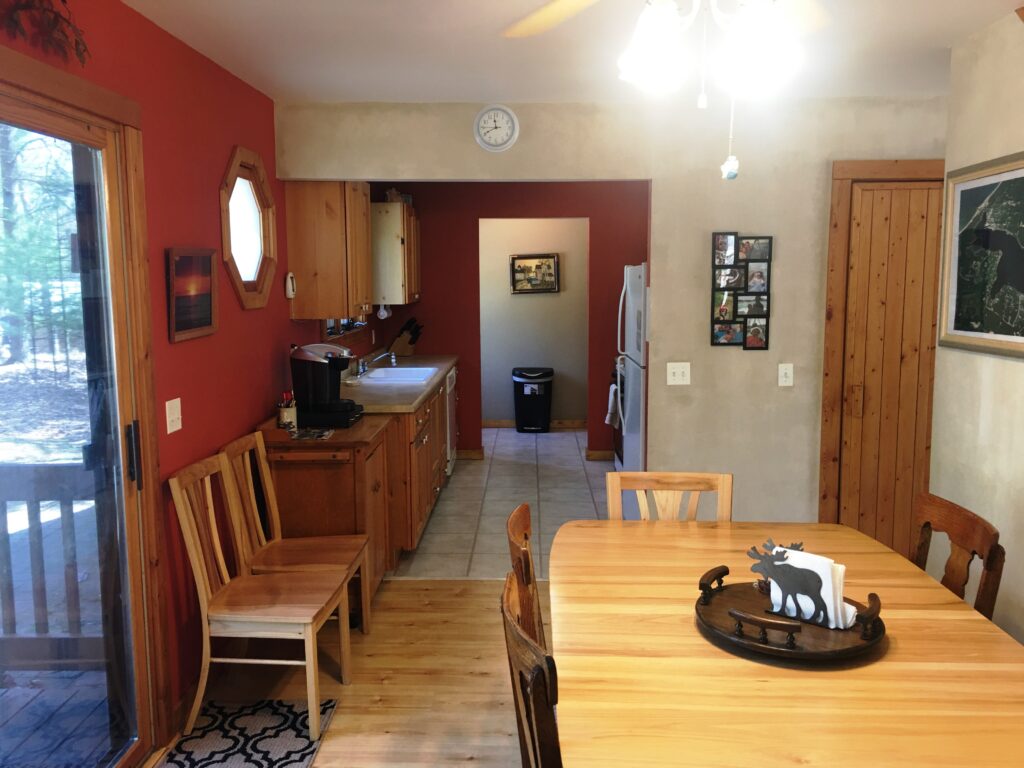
[[616, 281, 627, 356], [616, 355, 627, 432]]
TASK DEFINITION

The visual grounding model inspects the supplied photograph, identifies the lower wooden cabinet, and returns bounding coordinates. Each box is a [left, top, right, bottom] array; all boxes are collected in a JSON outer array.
[[387, 382, 449, 552], [257, 374, 454, 589], [260, 416, 391, 596]]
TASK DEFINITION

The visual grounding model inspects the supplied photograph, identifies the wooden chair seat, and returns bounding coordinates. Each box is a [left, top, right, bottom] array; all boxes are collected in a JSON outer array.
[[249, 535, 369, 581], [207, 572, 345, 625], [220, 432, 371, 636], [168, 453, 348, 742]]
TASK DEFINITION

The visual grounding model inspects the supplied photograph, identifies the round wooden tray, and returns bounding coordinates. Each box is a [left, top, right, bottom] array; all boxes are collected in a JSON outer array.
[[694, 566, 885, 661]]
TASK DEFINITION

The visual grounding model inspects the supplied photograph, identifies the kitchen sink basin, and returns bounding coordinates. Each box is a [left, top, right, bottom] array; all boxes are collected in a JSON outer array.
[[363, 367, 437, 382]]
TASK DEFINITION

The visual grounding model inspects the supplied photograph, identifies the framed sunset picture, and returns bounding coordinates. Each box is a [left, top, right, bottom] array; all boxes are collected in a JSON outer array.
[[167, 247, 217, 342]]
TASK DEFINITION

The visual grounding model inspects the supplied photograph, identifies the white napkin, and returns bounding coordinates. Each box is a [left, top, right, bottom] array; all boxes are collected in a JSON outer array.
[[768, 547, 856, 630], [605, 383, 620, 428]]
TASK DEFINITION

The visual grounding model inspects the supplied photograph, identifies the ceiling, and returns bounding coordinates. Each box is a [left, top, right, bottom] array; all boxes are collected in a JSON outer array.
[[123, 0, 1021, 103]]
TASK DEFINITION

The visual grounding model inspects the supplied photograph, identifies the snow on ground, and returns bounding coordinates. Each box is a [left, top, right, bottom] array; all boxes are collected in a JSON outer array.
[[0, 351, 89, 464]]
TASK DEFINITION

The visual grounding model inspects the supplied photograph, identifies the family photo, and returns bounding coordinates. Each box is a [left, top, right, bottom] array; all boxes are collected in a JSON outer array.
[[713, 232, 737, 265], [738, 236, 772, 261]]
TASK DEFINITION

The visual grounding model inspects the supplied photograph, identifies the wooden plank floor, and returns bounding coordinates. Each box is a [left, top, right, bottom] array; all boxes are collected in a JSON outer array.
[[208, 579, 550, 767]]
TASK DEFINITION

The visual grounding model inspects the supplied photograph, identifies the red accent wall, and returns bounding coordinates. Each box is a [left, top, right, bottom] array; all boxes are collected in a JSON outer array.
[[370, 182, 651, 453], [2, 0, 317, 717]]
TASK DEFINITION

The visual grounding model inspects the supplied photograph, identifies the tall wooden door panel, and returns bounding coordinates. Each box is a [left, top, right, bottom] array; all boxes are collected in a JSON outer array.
[[837, 181, 943, 556]]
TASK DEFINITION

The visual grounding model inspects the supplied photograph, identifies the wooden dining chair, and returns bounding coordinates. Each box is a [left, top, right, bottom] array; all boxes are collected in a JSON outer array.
[[501, 572, 563, 768], [606, 471, 733, 521], [220, 431, 371, 666], [506, 503, 547, 650], [168, 454, 348, 741], [912, 492, 1005, 619]]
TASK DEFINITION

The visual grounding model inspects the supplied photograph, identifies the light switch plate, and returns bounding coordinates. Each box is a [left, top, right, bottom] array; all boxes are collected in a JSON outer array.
[[667, 362, 691, 386], [778, 363, 794, 387], [166, 397, 182, 433]]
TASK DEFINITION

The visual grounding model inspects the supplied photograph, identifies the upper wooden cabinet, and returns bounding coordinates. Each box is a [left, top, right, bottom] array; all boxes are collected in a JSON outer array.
[[285, 180, 373, 320], [345, 182, 373, 317], [372, 201, 421, 305]]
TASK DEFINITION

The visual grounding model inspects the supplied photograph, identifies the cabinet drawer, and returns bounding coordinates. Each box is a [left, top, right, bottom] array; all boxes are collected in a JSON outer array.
[[411, 401, 432, 436], [267, 449, 353, 464]]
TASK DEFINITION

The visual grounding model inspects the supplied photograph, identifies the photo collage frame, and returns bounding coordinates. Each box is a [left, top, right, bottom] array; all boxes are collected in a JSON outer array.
[[710, 232, 772, 350]]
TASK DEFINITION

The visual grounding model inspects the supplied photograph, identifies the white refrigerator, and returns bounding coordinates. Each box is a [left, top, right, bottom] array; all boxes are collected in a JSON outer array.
[[615, 264, 647, 520]]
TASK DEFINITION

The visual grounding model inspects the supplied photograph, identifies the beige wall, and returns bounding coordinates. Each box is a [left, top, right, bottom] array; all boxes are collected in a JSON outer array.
[[277, 95, 946, 522], [931, 12, 1024, 641], [478, 218, 589, 422]]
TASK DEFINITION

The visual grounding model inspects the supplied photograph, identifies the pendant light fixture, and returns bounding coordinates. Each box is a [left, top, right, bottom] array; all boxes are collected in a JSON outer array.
[[618, 0, 803, 177]]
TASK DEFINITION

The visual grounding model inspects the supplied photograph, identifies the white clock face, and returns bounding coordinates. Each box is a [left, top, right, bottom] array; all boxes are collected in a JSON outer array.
[[474, 105, 519, 152]]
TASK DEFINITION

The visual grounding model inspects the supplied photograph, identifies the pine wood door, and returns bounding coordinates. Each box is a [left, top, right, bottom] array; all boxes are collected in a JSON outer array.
[[819, 161, 945, 558]]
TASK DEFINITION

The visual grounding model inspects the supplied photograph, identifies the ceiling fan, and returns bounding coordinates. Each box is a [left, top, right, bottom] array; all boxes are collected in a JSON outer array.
[[502, 0, 826, 39]]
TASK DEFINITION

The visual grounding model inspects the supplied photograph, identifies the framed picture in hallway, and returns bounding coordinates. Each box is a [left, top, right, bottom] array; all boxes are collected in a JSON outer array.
[[941, 151, 1024, 358], [510, 253, 560, 294], [166, 247, 217, 343]]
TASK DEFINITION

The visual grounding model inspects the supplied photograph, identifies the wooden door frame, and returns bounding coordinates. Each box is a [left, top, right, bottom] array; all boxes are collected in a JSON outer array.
[[0, 46, 170, 762], [818, 159, 945, 524]]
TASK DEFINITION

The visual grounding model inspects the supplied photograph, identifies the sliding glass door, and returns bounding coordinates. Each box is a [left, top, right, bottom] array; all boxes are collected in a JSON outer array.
[[0, 114, 145, 766]]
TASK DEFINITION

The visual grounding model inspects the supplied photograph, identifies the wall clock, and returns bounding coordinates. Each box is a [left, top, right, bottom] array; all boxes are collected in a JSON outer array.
[[474, 104, 519, 152]]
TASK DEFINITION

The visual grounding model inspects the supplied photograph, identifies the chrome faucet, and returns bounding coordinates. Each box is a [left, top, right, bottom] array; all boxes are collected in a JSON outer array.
[[358, 350, 397, 375]]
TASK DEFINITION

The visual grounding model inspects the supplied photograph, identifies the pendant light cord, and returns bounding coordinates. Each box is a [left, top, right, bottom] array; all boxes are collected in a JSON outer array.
[[698, 9, 708, 107], [727, 96, 735, 155]]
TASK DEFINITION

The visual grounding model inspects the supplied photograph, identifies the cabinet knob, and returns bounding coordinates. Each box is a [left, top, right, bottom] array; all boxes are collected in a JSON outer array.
[[372, 480, 382, 493]]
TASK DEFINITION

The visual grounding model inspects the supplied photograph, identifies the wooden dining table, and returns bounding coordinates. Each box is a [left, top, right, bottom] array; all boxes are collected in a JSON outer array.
[[548, 520, 1024, 767]]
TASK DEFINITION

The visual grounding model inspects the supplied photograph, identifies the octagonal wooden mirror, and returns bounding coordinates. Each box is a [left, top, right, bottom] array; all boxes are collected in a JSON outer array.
[[220, 146, 276, 309]]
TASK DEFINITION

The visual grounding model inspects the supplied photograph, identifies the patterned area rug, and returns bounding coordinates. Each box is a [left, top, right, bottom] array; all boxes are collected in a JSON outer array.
[[160, 700, 336, 767]]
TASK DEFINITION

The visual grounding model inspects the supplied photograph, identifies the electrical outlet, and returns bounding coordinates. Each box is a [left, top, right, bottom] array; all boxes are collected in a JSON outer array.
[[667, 362, 691, 386], [778, 363, 794, 388], [165, 398, 182, 434]]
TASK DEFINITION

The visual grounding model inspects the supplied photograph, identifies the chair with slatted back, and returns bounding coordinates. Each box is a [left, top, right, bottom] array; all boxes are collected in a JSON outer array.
[[605, 471, 733, 521], [912, 492, 1005, 619], [220, 431, 371, 668], [168, 454, 348, 741], [506, 503, 546, 650], [501, 571, 563, 768]]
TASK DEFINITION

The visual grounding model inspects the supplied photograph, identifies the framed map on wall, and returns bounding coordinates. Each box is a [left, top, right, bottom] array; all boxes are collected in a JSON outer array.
[[941, 151, 1024, 358]]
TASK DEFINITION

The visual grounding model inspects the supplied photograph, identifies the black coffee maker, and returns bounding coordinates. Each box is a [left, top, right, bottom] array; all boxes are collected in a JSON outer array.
[[289, 343, 364, 428]]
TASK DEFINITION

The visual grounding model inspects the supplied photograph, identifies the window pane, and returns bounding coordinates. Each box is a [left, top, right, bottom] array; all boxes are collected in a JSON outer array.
[[228, 177, 263, 281]]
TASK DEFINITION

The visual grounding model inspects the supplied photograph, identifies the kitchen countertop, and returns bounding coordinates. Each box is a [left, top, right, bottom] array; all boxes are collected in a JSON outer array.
[[259, 413, 392, 448], [341, 354, 458, 413]]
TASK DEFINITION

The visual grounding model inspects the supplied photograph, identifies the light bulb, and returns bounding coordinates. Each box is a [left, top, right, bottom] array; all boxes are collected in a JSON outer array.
[[712, 1, 803, 99], [720, 155, 739, 180], [617, 0, 687, 97]]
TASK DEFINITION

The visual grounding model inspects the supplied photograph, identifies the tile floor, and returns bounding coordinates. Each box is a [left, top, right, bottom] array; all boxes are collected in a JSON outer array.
[[391, 428, 612, 579]]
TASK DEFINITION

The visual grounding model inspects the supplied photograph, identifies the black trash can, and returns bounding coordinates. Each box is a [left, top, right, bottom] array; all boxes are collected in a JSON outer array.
[[512, 367, 554, 433]]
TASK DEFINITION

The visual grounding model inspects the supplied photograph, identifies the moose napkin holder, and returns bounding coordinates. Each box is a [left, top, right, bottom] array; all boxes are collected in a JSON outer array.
[[693, 541, 885, 662]]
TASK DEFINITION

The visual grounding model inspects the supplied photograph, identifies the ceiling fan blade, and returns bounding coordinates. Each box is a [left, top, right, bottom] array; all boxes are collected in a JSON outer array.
[[502, 0, 603, 38]]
